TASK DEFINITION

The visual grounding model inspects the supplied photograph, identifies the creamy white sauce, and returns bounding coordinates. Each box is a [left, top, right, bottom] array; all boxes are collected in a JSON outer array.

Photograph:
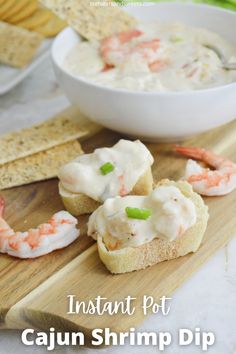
[[88, 185, 197, 250], [63, 22, 236, 92], [58, 139, 154, 202]]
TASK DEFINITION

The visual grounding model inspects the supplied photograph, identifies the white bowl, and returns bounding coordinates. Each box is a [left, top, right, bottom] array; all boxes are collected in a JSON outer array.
[[52, 3, 236, 142]]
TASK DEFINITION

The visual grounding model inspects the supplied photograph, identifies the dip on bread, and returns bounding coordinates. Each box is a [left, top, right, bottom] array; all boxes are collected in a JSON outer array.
[[58, 139, 154, 202], [63, 22, 236, 92], [88, 184, 197, 250]]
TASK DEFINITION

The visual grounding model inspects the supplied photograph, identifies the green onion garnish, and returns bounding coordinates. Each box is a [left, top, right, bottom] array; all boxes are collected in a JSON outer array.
[[100, 162, 115, 175], [170, 36, 183, 43], [125, 207, 152, 220]]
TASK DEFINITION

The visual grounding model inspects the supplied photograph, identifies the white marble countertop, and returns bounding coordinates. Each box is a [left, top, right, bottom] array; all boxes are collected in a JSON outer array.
[[0, 57, 235, 354]]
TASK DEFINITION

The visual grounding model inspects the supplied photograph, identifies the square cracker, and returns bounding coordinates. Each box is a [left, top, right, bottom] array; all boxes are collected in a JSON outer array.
[[0, 21, 43, 68], [0, 140, 83, 190], [40, 0, 136, 40], [0, 109, 89, 166]]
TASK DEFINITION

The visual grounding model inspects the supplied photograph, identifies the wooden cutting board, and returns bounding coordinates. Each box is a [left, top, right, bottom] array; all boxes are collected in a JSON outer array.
[[0, 109, 236, 338]]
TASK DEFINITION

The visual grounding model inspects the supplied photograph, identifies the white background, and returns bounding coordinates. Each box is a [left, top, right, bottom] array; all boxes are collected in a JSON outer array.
[[0, 58, 235, 354]]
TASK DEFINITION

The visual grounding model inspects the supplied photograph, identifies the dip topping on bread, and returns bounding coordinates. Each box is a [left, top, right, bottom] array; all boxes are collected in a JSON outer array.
[[88, 185, 197, 250], [58, 139, 154, 202]]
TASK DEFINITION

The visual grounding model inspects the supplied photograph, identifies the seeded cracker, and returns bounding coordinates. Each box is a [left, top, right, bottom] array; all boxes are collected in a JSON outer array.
[[0, 140, 83, 190], [0, 111, 88, 166], [0, 21, 43, 68], [40, 0, 136, 40]]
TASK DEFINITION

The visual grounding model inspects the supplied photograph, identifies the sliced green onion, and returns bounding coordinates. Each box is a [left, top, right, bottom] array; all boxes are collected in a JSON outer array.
[[170, 36, 183, 43], [125, 207, 152, 220], [100, 162, 115, 175]]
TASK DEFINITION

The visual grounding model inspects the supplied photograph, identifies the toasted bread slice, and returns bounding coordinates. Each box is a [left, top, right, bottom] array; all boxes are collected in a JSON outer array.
[[96, 180, 209, 274], [59, 167, 154, 216]]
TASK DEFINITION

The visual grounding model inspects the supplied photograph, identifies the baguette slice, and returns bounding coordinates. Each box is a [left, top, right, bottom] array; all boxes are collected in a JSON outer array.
[[59, 167, 154, 216], [96, 180, 209, 274]]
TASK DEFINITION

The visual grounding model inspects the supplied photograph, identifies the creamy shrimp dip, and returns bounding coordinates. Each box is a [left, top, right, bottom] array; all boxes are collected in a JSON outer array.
[[88, 185, 197, 250], [63, 22, 236, 92], [58, 139, 153, 202]]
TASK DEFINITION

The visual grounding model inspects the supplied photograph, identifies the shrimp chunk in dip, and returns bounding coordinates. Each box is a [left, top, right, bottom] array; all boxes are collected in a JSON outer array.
[[63, 22, 236, 92], [88, 184, 197, 251]]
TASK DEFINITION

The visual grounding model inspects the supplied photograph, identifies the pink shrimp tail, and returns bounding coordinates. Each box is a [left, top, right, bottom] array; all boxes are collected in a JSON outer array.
[[0, 196, 5, 218], [101, 29, 142, 50], [102, 63, 114, 72], [174, 145, 205, 160], [116, 29, 143, 43], [149, 59, 165, 72], [174, 145, 233, 170], [135, 38, 160, 51], [101, 29, 143, 59]]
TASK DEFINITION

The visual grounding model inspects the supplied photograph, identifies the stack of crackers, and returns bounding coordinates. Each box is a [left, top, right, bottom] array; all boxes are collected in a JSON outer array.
[[0, 0, 136, 68], [0, 110, 87, 190], [0, 0, 67, 37], [0, 0, 67, 68]]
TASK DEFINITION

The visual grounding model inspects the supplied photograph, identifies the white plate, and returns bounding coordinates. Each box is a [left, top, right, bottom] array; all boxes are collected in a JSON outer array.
[[0, 39, 52, 95]]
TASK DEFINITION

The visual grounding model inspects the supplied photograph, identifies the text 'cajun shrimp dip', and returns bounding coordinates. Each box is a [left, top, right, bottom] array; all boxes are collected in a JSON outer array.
[[88, 185, 197, 251], [63, 22, 236, 92]]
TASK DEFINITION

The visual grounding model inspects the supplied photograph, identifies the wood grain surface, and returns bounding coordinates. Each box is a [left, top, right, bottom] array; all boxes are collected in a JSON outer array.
[[0, 109, 235, 337]]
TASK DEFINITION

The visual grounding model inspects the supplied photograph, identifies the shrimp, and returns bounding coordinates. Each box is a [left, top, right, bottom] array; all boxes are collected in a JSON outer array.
[[149, 59, 167, 72], [118, 175, 127, 197], [175, 146, 236, 196], [100, 29, 142, 66], [0, 197, 79, 259], [100, 29, 161, 70]]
